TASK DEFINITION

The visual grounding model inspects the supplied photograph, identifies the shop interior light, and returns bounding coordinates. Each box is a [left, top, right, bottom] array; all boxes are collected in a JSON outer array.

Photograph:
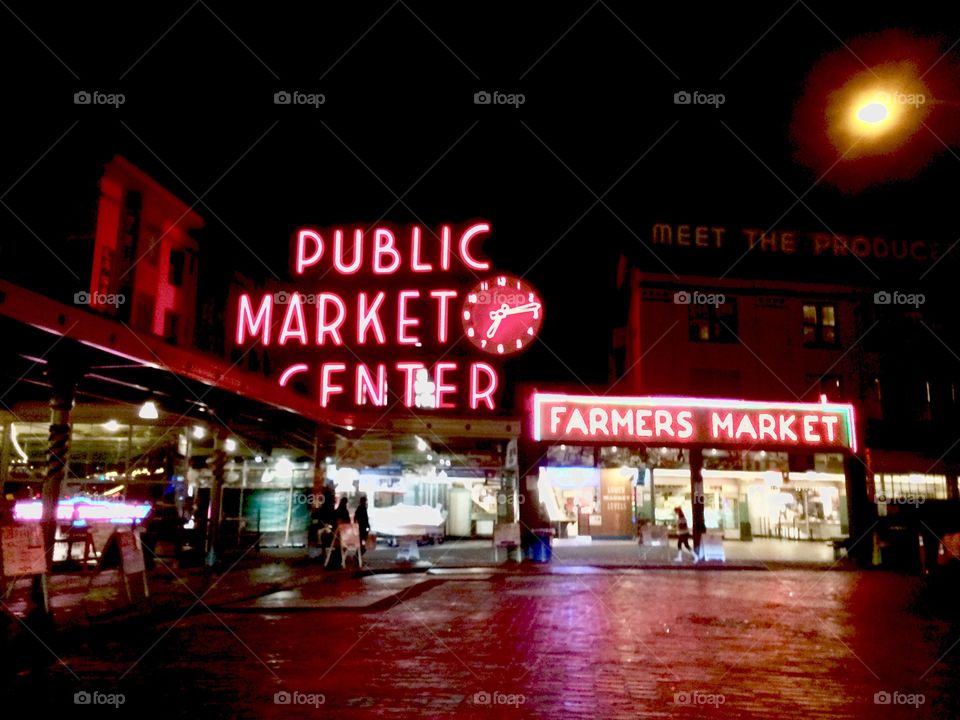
[[102, 419, 121, 433], [274, 457, 295, 479], [192, 425, 206, 440], [224, 438, 238, 453], [10, 423, 28, 462], [138, 400, 159, 420], [254, 454, 263, 463], [415, 436, 429, 452]]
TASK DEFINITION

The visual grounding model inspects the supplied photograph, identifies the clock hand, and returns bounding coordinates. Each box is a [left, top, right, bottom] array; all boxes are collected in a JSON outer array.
[[503, 302, 541, 317], [485, 302, 542, 339], [486, 303, 509, 339]]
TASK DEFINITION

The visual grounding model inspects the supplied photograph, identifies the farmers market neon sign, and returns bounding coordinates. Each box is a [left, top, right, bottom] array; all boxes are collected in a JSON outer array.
[[532, 394, 857, 451]]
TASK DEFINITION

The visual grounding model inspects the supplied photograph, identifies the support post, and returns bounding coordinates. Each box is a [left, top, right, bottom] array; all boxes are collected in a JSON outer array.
[[689, 447, 706, 558], [33, 359, 79, 619], [206, 424, 228, 567], [844, 454, 874, 567]]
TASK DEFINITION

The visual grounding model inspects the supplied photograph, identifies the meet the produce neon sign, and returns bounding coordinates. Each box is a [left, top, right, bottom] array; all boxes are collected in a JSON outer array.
[[532, 393, 857, 451], [234, 222, 539, 411]]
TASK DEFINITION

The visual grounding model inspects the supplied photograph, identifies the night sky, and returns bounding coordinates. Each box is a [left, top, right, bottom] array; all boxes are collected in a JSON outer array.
[[2, 2, 960, 387]]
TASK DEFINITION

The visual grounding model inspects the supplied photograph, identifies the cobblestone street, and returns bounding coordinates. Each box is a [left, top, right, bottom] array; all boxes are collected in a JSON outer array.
[[5, 567, 958, 719]]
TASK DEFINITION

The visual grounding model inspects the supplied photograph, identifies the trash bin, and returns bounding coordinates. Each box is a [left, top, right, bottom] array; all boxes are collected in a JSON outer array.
[[529, 528, 553, 562]]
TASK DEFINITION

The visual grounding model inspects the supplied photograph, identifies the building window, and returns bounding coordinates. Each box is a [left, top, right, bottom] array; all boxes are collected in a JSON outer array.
[[168, 250, 185, 287], [164, 311, 180, 345], [132, 294, 152, 332], [689, 299, 738, 343], [803, 303, 838, 346], [806, 374, 843, 401]]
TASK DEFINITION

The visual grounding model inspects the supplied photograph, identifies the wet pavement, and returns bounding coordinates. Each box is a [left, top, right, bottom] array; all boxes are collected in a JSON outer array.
[[374, 536, 839, 567], [3, 564, 959, 719]]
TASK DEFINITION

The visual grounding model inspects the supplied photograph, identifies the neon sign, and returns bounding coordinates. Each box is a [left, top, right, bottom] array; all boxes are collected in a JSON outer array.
[[532, 393, 856, 451], [14, 496, 153, 524], [233, 222, 539, 412]]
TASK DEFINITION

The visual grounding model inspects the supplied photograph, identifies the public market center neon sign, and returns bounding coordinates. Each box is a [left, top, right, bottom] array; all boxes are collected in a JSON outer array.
[[233, 222, 543, 412]]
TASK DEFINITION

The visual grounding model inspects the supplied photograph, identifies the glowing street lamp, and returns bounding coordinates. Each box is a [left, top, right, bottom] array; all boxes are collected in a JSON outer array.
[[792, 30, 958, 190], [824, 65, 932, 162]]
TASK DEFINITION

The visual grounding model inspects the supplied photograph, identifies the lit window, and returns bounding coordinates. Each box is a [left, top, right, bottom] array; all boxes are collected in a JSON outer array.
[[688, 299, 738, 343], [803, 303, 838, 347]]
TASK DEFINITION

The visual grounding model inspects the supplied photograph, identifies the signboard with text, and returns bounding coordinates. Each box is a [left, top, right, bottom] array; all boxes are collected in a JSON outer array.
[[532, 394, 856, 452], [1, 525, 46, 577], [232, 222, 543, 417]]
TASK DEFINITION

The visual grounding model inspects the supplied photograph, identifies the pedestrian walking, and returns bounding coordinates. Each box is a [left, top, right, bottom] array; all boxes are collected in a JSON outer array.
[[675, 507, 698, 562], [354, 495, 371, 553]]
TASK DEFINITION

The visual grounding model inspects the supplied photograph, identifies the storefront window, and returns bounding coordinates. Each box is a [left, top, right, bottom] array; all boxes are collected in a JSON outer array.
[[545, 443, 596, 467], [874, 473, 948, 501]]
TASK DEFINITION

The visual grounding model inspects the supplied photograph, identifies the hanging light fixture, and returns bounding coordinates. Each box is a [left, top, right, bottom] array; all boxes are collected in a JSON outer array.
[[138, 400, 159, 420]]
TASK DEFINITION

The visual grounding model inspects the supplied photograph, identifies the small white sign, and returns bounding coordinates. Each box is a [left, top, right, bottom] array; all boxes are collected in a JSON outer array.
[[494, 522, 520, 547], [2, 525, 46, 576]]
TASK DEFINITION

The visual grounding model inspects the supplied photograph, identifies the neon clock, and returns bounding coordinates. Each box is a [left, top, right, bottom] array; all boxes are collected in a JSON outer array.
[[461, 275, 543, 355]]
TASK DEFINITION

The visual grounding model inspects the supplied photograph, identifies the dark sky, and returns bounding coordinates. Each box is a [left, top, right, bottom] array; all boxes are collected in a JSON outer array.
[[2, 2, 960, 386]]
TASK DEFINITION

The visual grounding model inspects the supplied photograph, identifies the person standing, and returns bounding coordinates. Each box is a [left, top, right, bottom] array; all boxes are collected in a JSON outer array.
[[335, 496, 351, 526], [675, 507, 697, 562], [354, 495, 371, 553]]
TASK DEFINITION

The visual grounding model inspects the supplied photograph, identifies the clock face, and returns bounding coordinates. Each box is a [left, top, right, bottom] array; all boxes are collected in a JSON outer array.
[[461, 275, 543, 355]]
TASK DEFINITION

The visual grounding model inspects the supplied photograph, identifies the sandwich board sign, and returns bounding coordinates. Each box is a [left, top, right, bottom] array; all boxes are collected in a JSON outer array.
[[1, 524, 46, 577], [95, 528, 149, 603]]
